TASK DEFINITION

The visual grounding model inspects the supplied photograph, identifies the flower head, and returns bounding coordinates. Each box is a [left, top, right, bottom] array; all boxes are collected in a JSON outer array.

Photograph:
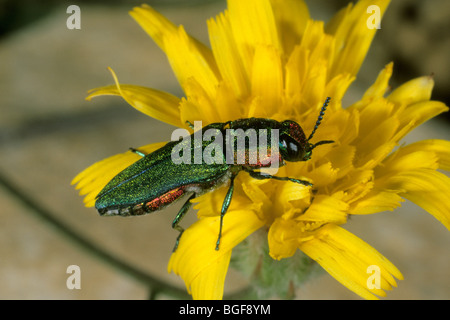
[[72, 0, 449, 299]]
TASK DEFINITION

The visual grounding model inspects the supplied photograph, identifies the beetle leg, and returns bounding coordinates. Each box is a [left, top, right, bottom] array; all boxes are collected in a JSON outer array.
[[172, 193, 196, 252], [244, 168, 313, 187], [216, 174, 236, 250], [129, 147, 147, 158], [185, 120, 194, 129]]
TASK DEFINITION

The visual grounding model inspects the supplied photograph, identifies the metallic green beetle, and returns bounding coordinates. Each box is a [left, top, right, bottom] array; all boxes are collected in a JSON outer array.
[[95, 97, 333, 250]]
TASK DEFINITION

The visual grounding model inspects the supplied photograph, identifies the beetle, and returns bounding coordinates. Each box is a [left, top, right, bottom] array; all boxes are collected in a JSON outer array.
[[95, 97, 334, 251]]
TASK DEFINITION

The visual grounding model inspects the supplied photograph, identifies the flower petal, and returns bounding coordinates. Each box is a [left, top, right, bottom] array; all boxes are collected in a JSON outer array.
[[350, 99, 399, 168], [300, 60, 327, 111], [298, 194, 348, 224], [268, 218, 300, 259], [326, 144, 356, 180], [192, 178, 255, 219], [320, 108, 359, 146], [324, 73, 355, 110], [272, 181, 311, 219], [361, 62, 393, 101], [301, 20, 335, 76], [377, 144, 439, 177], [326, 0, 390, 79], [130, 5, 220, 98], [207, 11, 250, 99], [250, 45, 284, 117], [214, 81, 246, 121], [179, 78, 219, 124], [168, 209, 264, 299], [190, 250, 232, 300], [268, 194, 348, 261], [302, 161, 338, 188], [389, 139, 450, 171], [350, 190, 404, 215], [381, 169, 450, 230], [330, 169, 374, 204], [300, 224, 403, 300], [129, 4, 177, 51], [285, 45, 308, 105], [269, 0, 309, 56], [164, 26, 220, 100], [71, 142, 167, 207], [388, 75, 434, 105], [87, 69, 182, 128], [227, 0, 281, 75], [396, 101, 449, 140]]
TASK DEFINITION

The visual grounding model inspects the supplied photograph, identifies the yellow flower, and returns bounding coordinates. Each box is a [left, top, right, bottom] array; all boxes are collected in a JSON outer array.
[[72, 0, 450, 299]]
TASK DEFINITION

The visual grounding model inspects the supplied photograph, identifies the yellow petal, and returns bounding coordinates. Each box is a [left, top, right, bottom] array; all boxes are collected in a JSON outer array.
[[301, 59, 327, 111], [357, 99, 395, 136], [360, 144, 400, 174], [179, 98, 210, 128], [130, 5, 220, 99], [269, 0, 309, 55], [168, 209, 264, 299], [320, 107, 359, 146], [72, 142, 167, 207], [326, 144, 356, 180], [87, 69, 182, 128], [360, 62, 393, 102], [388, 75, 434, 105], [192, 179, 254, 219], [250, 45, 283, 117], [299, 20, 325, 55], [350, 190, 404, 215], [352, 100, 399, 168], [381, 169, 450, 230], [164, 25, 220, 100], [327, 0, 390, 79], [241, 179, 272, 212], [269, 194, 349, 261], [272, 181, 311, 219], [324, 73, 355, 111], [300, 224, 403, 300], [214, 81, 246, 121], [129, 4, 177, 51], [207, 11, 250, 99], [298, 194, 348, 225], [190, 250, 232, 300], [285, 45, 308, 104], [330, 169, 374, 204], [179, 77, 219, 123], [268, 218, 300, 260], [397, 101, 449, 139], [389, 139, 450, 171], [227, 0, 281, 74], [377, 147, 439, 177], [300, 20, 335, 76], [303, 161, 338, 188], [130, 4, 217, 69]]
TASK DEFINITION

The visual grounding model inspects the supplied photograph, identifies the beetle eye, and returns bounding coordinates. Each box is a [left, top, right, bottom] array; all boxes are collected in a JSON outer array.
[[280, 135, 302, 161]]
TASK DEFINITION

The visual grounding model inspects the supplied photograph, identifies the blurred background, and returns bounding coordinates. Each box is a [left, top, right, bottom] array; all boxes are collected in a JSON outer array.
[[0, 0, 449, 299]]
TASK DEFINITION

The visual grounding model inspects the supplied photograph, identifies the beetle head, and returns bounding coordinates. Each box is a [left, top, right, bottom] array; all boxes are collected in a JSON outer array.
[[279, 97, 334, 162]]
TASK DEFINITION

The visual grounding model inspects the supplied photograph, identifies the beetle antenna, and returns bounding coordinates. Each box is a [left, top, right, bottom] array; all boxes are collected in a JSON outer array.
[[307, 97, 331, 141], [309, 139, 334, 151]]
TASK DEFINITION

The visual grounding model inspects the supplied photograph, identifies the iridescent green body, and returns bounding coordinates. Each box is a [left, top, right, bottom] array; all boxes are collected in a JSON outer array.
[[95, 97, 333, 250], [95, 137, 228, 216]]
